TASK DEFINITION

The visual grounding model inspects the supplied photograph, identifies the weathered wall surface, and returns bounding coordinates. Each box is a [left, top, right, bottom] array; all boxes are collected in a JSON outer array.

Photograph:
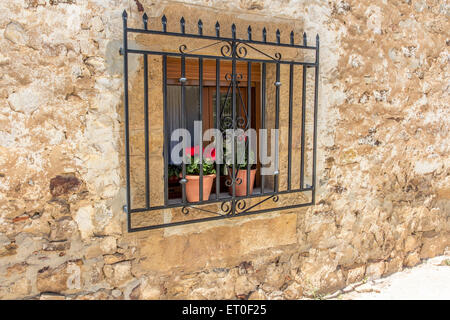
[[0, 0, 448, 299]]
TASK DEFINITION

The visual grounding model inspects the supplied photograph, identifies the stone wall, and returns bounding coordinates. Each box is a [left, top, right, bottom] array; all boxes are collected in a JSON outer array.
[[0, 0, 448, 299]]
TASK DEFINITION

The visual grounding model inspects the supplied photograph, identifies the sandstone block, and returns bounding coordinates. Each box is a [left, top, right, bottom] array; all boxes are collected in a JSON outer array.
[[346, 265, 365, 285], [248, 289, 267, 300], [404, 235, 419, 253], [404, 252, 421, 267], [234, 275, 256, 296], [384, 256, 403, 276], [365, 261, 385, 280], [85, 236, 117, 259], [49, 174, 81, 197], [74, 206, 95, 240], [103, 261, 132, 287], [7, 85, 47, 114], [420, 235, 448, 259], [283, 282, 303, 299], [49, 217, 78, 241], [136, 213, 296, 273], [4, 21, 28, 45], [39, 293, 66, 300], [140, 283, 161, 300], [37, 260, 83, 293]]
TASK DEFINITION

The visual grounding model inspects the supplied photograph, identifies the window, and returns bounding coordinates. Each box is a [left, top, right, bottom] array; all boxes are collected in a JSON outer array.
[[121, 10, 320, 232], [165, 58, 260, 200]]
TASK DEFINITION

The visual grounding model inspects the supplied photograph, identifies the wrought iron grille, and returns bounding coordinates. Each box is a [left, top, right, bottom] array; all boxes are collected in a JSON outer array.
[[121, 10, 319, 232]]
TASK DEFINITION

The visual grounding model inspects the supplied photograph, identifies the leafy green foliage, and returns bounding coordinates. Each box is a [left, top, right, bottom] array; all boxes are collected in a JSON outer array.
[[186, 157, 216, 175], [168, 164, 180, 178], [223, 135, 256, 170]]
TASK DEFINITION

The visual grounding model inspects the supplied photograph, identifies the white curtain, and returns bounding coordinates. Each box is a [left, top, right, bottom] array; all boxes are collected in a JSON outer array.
[[167, 85, 200, 163]]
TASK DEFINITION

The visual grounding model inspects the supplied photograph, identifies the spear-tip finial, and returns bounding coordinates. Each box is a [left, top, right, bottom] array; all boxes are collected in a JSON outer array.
[[303, 32, 307, 45], [180, 17, 185, 33], [276, 29, 280, 44], [290, 30, 294, 45], [262, 27, 267, 42], [215, 21, 220, 37], [142, 13, 148, 28], [122, 10, 128, 19], [231, 23, 236, 38], [162, 15, 167, 32], [198, 19, 203, 35], [247, 25, 252, 40]]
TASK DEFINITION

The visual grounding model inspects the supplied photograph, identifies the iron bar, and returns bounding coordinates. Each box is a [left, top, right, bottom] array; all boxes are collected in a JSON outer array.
[[163, 55, 169, 205], [143, 12, 150, 208], [287, 63, 293, 190], [199, 57, 203, 201], [215, 59, 221, 199], [274, 62, 280, 193], [180, 55, 187, 203], [312, 34, 319, 203], [231, 40, 237, 214], [260, 63, 266, 195], [143, 52, 150, 208], [300, 32, 307, 190], [246, 61, 251, 196], [129, 187, 313, 213], [122, 11, 131, 232], [126, 48, 316, 66], [126, 28, 317, 50], [300, 64, 306, 189]]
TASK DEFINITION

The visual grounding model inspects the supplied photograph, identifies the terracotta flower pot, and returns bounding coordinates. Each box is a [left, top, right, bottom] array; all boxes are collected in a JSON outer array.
[[184, 174, 216, 202], [228, 169, 256, 196]]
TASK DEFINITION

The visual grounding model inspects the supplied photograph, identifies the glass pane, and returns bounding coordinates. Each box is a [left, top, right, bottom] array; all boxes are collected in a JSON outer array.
[[212, 90, 232, 129], [167, 85, 200, 163]]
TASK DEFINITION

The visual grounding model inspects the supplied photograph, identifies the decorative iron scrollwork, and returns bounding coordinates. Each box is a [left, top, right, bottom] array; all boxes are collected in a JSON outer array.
[[220, 42, 232, 58], [221, 201, 232, 215], [236, 43, 248, 59], [236, 199, 247, 213], [225, 175, 243, 187], [179, 44, 187, 53], [180, 193, 281, 217], [219, 41, 248, 59]]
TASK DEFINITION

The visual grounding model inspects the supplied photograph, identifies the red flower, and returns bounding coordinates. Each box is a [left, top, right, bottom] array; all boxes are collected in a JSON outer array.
[[186, 146, 216, 162], [237, 134, 248, 142], [185, 146, 200, 157], [205, 147, 216, 161]]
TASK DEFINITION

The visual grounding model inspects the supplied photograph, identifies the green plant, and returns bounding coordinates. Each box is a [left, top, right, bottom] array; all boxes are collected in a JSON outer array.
[[223, 134, 256, 170], [184, 146, 216, 176], [168, 164, 180, 178], [186, 157, 216, 175]]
